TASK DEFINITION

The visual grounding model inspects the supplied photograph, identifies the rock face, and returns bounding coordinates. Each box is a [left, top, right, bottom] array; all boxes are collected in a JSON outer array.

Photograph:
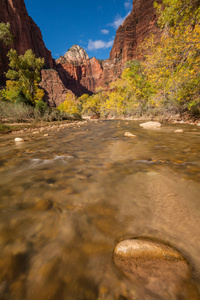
[[0, 0, 54, 84], [39, 69, 74, 107], [57, 45, 89, 65], [56, 46, 103, 96], [110, 0, 161, 64]]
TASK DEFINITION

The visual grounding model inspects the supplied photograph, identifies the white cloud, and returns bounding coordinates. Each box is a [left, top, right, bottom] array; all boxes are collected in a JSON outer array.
[[124, 0, 132, 10], [87, 39, 114, 51], [109, 12, 131, 29], [101, 29, 109, 35]]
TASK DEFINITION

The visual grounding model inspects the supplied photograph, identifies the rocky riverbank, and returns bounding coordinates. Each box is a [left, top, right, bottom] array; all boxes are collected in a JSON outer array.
[[0, 120, 88, 135]]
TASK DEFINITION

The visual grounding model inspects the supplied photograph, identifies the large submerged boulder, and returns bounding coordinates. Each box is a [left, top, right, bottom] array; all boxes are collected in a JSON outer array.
[[113, 239, 197, 299]]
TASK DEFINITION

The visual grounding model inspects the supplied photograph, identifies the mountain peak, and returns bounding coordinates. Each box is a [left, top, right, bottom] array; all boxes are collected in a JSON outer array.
[[57, 45, 89, 65]]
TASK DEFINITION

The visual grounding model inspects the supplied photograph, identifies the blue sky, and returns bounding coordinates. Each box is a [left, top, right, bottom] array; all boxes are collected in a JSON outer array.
[[25, 0, 132, 60]]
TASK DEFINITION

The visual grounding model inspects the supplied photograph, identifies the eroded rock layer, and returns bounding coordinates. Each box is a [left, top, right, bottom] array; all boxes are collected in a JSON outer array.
[[56, 46, 103, 96], [110, 0, 161, 64], [39, 69, 74, 107]]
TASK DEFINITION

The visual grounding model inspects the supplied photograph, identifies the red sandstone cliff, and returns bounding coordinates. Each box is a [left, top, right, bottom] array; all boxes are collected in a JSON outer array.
[[110, 0, 161, 64], [55, 46, 103, 96], [57, 57, 103, 95], [39, 69, 74, 107], [0, 0, 54, 83]]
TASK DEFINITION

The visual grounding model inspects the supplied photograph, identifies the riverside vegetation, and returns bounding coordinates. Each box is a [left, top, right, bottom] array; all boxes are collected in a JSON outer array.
[[0, 24, 81, 134], [59, 0, 200, 119], [0, 0, 200, 135]]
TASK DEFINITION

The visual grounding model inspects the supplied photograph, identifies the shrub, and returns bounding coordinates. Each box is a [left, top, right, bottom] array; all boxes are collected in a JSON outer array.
[[35, 100, 48, 116], [0, 101, 34, 122]]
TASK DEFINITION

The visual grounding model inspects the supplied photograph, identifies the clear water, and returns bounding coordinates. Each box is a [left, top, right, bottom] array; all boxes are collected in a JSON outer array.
[[0, 120, 200, 299]]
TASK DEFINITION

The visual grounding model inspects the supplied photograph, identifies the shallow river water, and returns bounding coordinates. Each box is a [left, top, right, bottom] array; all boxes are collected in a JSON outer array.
[[0, 120, 200, 300]]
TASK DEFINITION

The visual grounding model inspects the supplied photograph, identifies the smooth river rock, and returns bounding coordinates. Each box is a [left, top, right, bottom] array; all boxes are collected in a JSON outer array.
[[14, 138, 24, 142], [124, 132, 137, 137], [139, 121, 161, 129], [114, 239, 195, 299], [174, 129, 184, 133]]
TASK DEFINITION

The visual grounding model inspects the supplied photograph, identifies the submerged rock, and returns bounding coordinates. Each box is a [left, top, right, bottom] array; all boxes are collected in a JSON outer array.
[[14, 138, 24, 142], [139, 121, 161, 129], [114, 239, 194, 299], [174, 129, 184, 133], [124, 132, 137, 137]]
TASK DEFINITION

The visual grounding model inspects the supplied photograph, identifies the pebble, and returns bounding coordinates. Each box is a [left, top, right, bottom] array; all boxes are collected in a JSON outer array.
[[174, 129, 184, 133], [14, 138, 24, 142], [124, 132, 137, 137], [139, 121, 161, 129], [44, 134, 49, 137]]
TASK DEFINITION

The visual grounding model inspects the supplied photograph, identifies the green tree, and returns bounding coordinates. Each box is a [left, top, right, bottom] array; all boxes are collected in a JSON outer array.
[[4, 49, 44, 105], [0, 22, 13, 45]]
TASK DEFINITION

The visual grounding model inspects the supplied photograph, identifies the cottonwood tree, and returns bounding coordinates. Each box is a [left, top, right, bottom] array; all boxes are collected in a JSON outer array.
[[0, 22, 13, 45], [4, 49, 44, 105]]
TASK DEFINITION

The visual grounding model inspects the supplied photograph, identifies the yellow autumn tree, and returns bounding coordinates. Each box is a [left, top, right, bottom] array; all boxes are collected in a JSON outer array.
[[58, 92, 79, 115]]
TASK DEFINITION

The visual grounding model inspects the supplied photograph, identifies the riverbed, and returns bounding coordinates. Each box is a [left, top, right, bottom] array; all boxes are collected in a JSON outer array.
[[0, 120, 200, 299]]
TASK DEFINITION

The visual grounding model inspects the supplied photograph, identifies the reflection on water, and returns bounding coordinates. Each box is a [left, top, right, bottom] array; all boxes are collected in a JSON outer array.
[[0, 120, 200, 299]]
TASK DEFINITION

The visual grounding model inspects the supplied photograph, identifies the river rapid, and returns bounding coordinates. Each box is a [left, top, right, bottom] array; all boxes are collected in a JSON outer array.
[[0, 120, 200, 299]]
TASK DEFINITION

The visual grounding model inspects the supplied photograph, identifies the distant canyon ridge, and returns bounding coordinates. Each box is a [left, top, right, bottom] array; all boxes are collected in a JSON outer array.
[[0, 0, 161, 106]]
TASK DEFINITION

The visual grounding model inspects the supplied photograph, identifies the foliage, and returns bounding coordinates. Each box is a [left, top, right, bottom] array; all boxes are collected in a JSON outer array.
[[35, 100, 48, 116], [143, 3, 200, 113], [75, 0, 200, 118], [97, 59, 104, 66], [81, 93, 105, 118], [154, 0, 200, 28], [0, 124, 12, 134], [76, 93, 90, 113], [0, 100, 34, 122], [0, 22, 13, 45], [4, 49, 44, 105], [0, 99, 79, 124], [58, 93, 80, 115]]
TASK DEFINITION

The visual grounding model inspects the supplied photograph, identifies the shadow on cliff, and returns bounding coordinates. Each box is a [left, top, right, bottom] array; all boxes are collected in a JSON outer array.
[[56, 63, 93, 97]]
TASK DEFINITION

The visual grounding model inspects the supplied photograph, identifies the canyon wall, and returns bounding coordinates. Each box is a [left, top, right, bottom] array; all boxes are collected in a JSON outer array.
[[56, 46, 103, 96], [0, 0, 54, 84], [106, 0, 161, 84], [110, 0, 161, 63], [52, 0, 162, 100], [0, 0, 162, 105]]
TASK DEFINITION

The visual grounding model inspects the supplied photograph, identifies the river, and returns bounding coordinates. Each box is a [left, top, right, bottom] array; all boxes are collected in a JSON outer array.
[[0, 120, 200, 299]]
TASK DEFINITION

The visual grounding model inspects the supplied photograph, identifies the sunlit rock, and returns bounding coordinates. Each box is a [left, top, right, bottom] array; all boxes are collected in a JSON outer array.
[[174, 129, 184, 133], [14, 138, 24, 142], [139, 121, 161, 129], [114, 239, 193, 299], [124, 132, 137, 137]]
